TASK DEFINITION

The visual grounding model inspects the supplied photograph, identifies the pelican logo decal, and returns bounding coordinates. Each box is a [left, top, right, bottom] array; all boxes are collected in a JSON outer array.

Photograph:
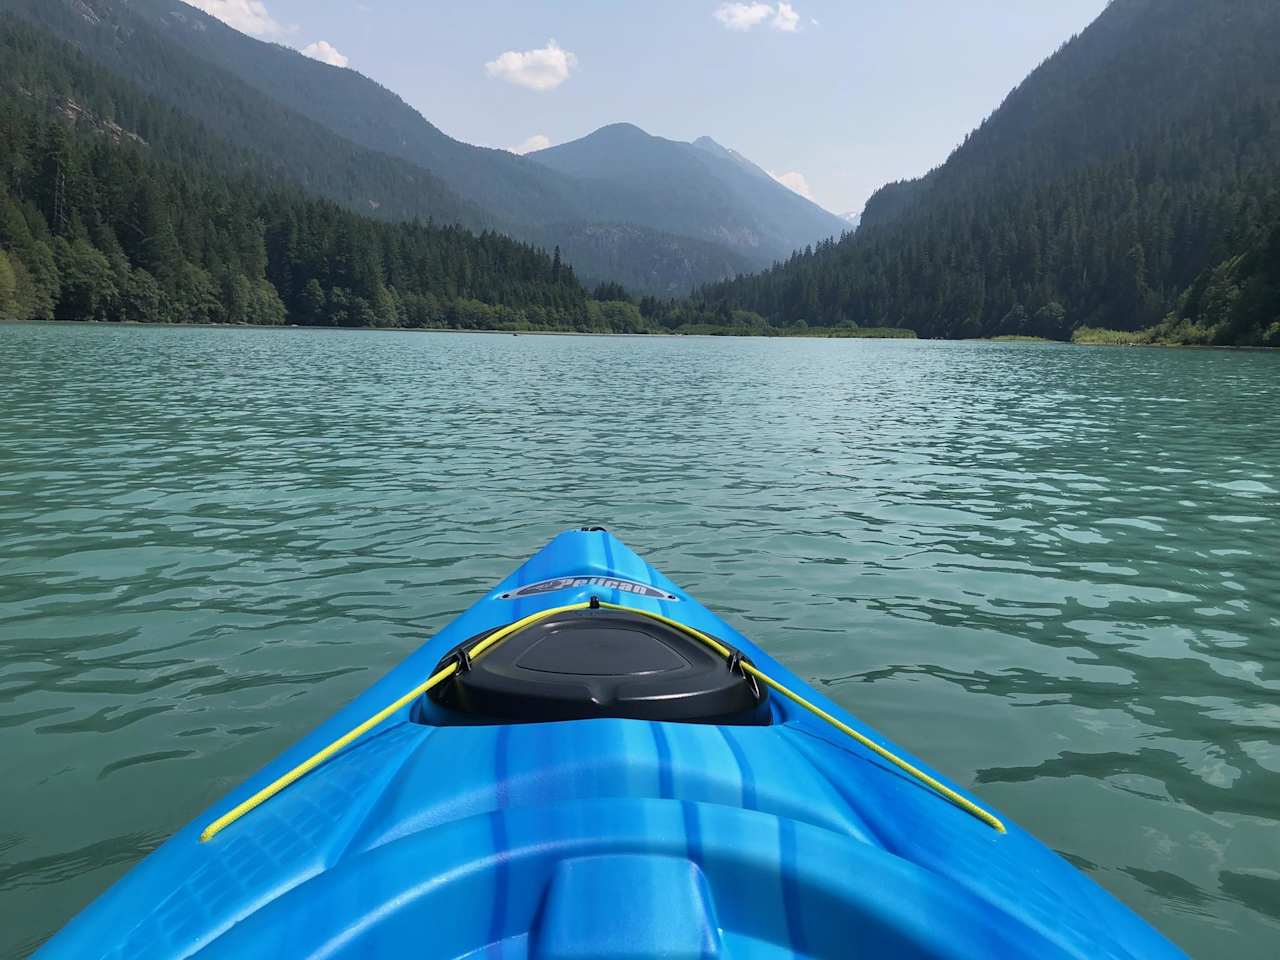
[[503, 577, 677, 600]]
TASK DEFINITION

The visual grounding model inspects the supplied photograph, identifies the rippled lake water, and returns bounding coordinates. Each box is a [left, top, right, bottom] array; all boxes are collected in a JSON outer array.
[[0, 323, 1277, 958]]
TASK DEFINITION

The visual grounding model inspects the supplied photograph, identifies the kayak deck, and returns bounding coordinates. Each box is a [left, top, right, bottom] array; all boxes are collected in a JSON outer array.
[[37, 529, 1183, 959]]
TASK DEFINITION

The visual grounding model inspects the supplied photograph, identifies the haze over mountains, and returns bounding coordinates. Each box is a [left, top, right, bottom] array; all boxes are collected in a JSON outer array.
[[0, 0, 844, 295], [528, 124, 845, 259]]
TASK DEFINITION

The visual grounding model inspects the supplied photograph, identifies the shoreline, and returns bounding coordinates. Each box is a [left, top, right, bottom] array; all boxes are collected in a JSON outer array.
[[4, 319, 1275, 350], [0, 319, 916, 341], [0, 318, 664, 338]]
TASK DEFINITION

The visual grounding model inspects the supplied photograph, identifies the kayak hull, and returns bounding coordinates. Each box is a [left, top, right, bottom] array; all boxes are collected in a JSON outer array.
[[36, 529, 1183, 959]]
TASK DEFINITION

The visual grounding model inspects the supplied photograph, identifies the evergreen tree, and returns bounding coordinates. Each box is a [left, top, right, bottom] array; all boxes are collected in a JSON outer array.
[[122, 268, 163, 323], [0, 248, 17, 318], [592, 281, 629, 302], [52, 234, 114, 320]]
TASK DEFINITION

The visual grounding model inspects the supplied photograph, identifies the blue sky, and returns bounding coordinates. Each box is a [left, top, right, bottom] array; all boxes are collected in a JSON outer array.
[[186, 1, 1109, 215]]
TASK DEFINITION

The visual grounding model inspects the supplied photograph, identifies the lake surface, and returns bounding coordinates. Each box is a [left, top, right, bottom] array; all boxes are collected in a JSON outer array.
[[1, 323, 1277, 958]]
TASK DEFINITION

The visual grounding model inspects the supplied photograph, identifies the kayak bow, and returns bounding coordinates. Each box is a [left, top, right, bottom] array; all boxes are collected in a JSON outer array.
[[37, 528, 1184, 959]]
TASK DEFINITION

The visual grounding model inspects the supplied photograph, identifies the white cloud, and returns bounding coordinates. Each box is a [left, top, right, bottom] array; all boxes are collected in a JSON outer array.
[[770, 170, 817, 203], [182, 0, 284, 38], [773, 2, 800, 32], [713, 2, 772, 31], [485, 39, 577, 92], [301, 40, 349, 67], [713, 2, 804, 33], [510, 134, 552, 154]]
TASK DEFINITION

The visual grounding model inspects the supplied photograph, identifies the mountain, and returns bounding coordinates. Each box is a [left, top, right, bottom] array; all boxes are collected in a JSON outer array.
[[0, 13, 657, 332], [839, 211, 862, 231], [529, 124, 846, 264], [0, 0, 831, 295], [697, 0, 1280, 343]]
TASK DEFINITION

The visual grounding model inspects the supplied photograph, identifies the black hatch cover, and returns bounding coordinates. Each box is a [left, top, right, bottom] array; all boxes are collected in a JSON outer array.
[[430, 608, 767, 723]]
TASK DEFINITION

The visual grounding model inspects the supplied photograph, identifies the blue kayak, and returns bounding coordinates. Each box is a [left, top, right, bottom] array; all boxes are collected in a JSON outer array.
[[38, 528, 1183, 959]]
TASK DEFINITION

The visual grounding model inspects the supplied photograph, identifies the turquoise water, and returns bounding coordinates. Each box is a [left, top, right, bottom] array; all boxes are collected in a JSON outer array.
[[0, 323, 1277, 958]]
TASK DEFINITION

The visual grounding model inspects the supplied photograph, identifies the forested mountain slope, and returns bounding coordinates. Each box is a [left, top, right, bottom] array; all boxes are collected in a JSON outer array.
[[1155, 214, 1280, 345], [0, 15, 645, 331], [522, 221, 757, 300], [0, 0, 836, 294], [0, 0, 489, 230], [699, 0, 1280, 343]]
